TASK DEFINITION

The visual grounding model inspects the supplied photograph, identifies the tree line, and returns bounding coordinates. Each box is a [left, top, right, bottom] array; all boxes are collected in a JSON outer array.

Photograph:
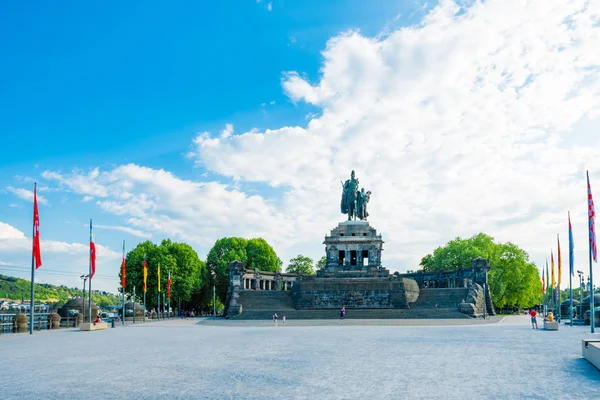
[[419, 233, 542, 309], [120, 237, 327, 312], [120, 232, 542, 312]]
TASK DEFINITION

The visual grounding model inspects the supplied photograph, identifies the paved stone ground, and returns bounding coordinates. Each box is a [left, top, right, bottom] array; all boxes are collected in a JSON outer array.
[[1, 316, 599, 399]]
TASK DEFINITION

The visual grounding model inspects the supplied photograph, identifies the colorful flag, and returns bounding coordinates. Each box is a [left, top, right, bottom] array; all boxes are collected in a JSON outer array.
[[90, 220, 96, 279], [551, 249, 556, 289], [542, 264, 545, 295], [546, 260, 550, 293], [32, 184, 42, 269], [557, 234, 562, 286], [157, 263, 161, 293], [588, 171, 597, 263], [143, 254, 147, 293], [121, 240, 126, 289], [569, 213, 574, 276], [167, 270, 171, 299]]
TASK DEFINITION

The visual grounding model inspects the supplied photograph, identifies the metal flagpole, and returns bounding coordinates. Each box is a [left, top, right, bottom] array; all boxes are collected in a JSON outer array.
[[569, 212, 573, 326], [29, 183, 36, 335], [88, 219, 92, 323], [157, 292, 160, 321], [588, 171, 596, 334], [213, 285, 216, 320], [143, 253, 147, 322], [133, 286, 136, 324], [122, 240, 125, 325], [168, 270, 171, 320], [163, 293, 166, 319]]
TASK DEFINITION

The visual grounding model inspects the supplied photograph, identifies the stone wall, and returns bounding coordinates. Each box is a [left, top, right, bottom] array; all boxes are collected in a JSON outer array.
[[292, 276, 410, 309]]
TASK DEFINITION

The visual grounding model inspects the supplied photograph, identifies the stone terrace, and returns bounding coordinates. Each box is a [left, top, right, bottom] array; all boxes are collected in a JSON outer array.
[[1, 316, 599, 399]]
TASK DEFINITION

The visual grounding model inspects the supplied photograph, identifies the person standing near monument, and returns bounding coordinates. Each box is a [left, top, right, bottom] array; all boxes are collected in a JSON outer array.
[[273, 313, 278, 326]]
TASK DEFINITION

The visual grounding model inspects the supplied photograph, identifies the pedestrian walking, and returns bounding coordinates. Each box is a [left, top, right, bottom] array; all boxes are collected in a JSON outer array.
[[282, 315, 286, 326], [273, 313, 278, 326]]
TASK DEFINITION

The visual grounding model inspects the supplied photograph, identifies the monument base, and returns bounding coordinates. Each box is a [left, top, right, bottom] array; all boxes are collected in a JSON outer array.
[[292, 276, 417, 309]]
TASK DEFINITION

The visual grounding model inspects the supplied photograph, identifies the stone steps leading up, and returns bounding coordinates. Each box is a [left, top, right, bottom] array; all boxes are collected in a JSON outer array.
[[410, 288, 470, 309], [233, 308, 468, 320], [238, 291, 296, 311]]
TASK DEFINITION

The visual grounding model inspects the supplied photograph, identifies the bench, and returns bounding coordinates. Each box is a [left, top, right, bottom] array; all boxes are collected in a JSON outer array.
[[582, 339, 600, 371], [543, 320, 559, 330], [80, 322, 108, 331]]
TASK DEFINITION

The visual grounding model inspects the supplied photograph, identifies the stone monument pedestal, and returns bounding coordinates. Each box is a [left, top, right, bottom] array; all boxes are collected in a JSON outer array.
[[292, 220, 416, 309]]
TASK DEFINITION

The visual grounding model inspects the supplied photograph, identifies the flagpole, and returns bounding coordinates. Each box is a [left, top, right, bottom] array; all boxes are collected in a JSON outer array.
[[29, 182, 36, 335], [588, 171, 595, 333], [569, 212, 573, 326], [122, 240, 125, 325], [143, 254, 147, 322], [88, 219, 92, 323]]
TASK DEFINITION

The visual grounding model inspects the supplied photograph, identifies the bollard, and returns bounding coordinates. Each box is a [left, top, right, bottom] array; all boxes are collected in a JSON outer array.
[[111, 319, 115, 328]]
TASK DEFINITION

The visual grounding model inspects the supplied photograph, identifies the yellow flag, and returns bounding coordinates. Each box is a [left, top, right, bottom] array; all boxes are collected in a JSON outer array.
[[158, 263, 161, 293], [143, 258, 148, 293]]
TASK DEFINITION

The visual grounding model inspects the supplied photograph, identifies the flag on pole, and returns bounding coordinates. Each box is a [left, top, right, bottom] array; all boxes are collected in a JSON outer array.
[[551, 249, 556, 289], [589, 172, 598, 263], [542, 265, 545, 295], [157, 263, 161, 293], [33, 185, 42, 269], [90, 221, 96, 279], [167, 270, 171, 299], [143, 255, 147, 293], [121, 241, 126, 289], [569, 213, 575, 276], [546, 260, 549, 293], [557, 234, 562, 286]]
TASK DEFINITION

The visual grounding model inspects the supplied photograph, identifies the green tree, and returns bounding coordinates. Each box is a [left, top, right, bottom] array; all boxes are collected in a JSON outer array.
[[205, 237, 282, 304], [316, 256, 327, 270], [206, 237, 248, 303], [246, 238, 280, 272], [120, 239, 205, 311], [286, 255, 315, 275], [419, 233, 542, 308]]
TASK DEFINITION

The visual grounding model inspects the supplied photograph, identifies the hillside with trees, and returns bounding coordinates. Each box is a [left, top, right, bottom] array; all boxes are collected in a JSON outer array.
[[0, 274, 120, 309]]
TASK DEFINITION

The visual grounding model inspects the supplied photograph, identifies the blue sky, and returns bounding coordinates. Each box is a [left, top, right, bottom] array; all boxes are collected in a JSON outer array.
[[1, 0, 600, 293]]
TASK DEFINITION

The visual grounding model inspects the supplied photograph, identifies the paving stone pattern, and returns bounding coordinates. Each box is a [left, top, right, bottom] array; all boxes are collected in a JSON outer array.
[[1, 316, 599, 400]]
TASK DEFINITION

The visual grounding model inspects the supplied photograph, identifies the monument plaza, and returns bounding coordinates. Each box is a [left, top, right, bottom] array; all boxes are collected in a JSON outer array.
[[1, 316, 599, 399]]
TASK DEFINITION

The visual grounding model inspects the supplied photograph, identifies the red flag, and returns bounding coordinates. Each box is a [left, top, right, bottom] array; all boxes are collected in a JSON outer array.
[[121, 241, 126, 289], [32, 184, 42, 269], [588, 172, 597, 263], [90, 220, 96, 279], [167, 271, 171, 299]]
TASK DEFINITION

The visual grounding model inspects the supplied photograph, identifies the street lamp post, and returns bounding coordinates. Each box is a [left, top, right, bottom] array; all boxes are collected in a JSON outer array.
[[133, 285, 136, 324], [80, 274, 88, 322], [578, 271, 584, 322]]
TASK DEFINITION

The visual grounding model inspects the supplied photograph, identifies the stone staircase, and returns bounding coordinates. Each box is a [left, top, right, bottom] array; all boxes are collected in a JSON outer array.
[[410, 288, 470, 309], [232, 288, 470, 320], [237, 291, 296, 311]]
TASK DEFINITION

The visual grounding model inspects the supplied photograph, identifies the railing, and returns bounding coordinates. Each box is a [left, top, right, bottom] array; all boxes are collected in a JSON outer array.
[[0, 313, 81, 334]]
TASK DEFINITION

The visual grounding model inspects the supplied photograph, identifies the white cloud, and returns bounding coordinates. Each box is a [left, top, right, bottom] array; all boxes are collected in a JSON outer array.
[[7, 186, 48, 204], [220, 124, 234, 139], [32, 0, 600, 288], [93, 224, 152, 239], [82, 196, 94, 202], [267, 2, 272, 12], [185, 0, 600, 280], [0, 221, 119, 259], [41, 168, 109, 197]]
